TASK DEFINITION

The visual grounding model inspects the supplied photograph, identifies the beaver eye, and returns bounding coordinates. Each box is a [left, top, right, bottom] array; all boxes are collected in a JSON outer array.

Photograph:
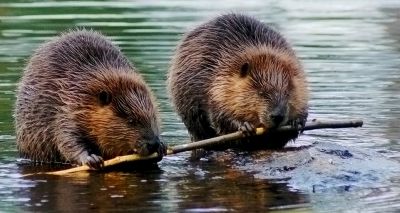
[[240, 62, 250, 77], [258, 90, 273, 99], [98, 91, 112, 106], [127, 118, 144, 128], [127, 118, 135, 126]]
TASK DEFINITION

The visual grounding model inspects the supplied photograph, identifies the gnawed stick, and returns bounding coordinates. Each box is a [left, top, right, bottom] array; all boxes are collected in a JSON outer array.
[[169, 119, 363, 154], [23, 119, 363, 176], [43, 153, 161, 176]]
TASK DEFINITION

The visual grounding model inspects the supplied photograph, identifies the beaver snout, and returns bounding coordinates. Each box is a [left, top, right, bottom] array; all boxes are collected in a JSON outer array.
[[136, 135, 166, 157], [270, 113, 284, 126], [270, 104, 288, 127], [145, 135, 161, 154]]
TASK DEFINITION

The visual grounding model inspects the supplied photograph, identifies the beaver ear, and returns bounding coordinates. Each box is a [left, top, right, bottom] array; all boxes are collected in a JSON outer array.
[[98, 91, 112, 106], [240, 62, 250, 77]]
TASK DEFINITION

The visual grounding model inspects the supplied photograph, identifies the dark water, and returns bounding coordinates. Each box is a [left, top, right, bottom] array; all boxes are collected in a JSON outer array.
[[1, 0, 400, 212]]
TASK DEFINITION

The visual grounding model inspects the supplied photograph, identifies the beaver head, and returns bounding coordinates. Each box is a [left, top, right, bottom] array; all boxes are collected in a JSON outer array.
[[210, 45, 308, 130], [73, 69, 162, 159]]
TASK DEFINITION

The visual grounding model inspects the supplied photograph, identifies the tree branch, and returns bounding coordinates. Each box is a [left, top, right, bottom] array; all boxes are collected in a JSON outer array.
[[24, 119, 363, 176]]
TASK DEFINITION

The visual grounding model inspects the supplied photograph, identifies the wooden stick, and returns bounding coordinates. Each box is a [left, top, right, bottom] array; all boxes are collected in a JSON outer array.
[[44, 153, 160, 176], [23, 119, 363, 176], [169, 119, 363, 154]]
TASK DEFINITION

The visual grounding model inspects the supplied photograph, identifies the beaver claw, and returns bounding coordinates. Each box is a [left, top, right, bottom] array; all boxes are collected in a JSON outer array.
[[157, 141, 167, 157], [238, 122, 256, 136], [289, 117, 307, 133], [79, 153, 104, 170]]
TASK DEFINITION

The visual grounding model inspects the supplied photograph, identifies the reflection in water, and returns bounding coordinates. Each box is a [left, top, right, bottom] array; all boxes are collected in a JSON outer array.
[[18, 159, 309, 212], [0, 0, 400, 212], [22, 170, 165, 211]]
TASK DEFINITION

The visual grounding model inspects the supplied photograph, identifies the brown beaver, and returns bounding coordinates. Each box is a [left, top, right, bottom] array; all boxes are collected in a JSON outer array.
[[168, 14, 309, 155], [15, 29, 165, 169]]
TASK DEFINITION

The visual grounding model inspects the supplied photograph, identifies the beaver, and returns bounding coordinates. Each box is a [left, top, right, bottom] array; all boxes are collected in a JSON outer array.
[[15, 29, 165, 169], [168, 14, 309, 154]]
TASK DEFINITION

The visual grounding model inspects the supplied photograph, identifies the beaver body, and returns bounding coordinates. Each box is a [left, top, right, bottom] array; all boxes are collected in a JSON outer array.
[[168, 14, 309, 152], [15, 30, 164, 168]]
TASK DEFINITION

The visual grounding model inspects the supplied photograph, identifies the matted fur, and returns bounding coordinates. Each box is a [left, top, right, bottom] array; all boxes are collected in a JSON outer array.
[[168, 14, 309, 150], [15, 29, 162, 164]]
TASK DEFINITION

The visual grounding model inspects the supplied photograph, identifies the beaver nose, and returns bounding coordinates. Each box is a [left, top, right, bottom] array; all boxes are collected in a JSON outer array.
[[146, 136, 161, 154], [270, 113, 284, 126], [270, 102, 287, 126]]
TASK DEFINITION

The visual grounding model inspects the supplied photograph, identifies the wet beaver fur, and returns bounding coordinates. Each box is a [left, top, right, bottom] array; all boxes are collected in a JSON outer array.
[[15, 29, 165, 168], [168, 14, 309, 155]]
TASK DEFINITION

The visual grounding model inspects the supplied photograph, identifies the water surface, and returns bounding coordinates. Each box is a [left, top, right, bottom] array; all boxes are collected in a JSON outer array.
[[1, 0, 400, 212]]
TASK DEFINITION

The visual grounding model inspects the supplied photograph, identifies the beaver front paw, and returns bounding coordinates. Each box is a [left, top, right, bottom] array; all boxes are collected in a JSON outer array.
[[78, 152, 104, 170], [238, 122, 256, 136], [289, 117, 307, 133], [157, 141, 168, 157]]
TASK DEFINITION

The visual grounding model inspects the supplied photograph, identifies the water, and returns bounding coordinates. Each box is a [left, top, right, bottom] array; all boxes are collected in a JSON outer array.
[[1, 0, 400, 212]]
